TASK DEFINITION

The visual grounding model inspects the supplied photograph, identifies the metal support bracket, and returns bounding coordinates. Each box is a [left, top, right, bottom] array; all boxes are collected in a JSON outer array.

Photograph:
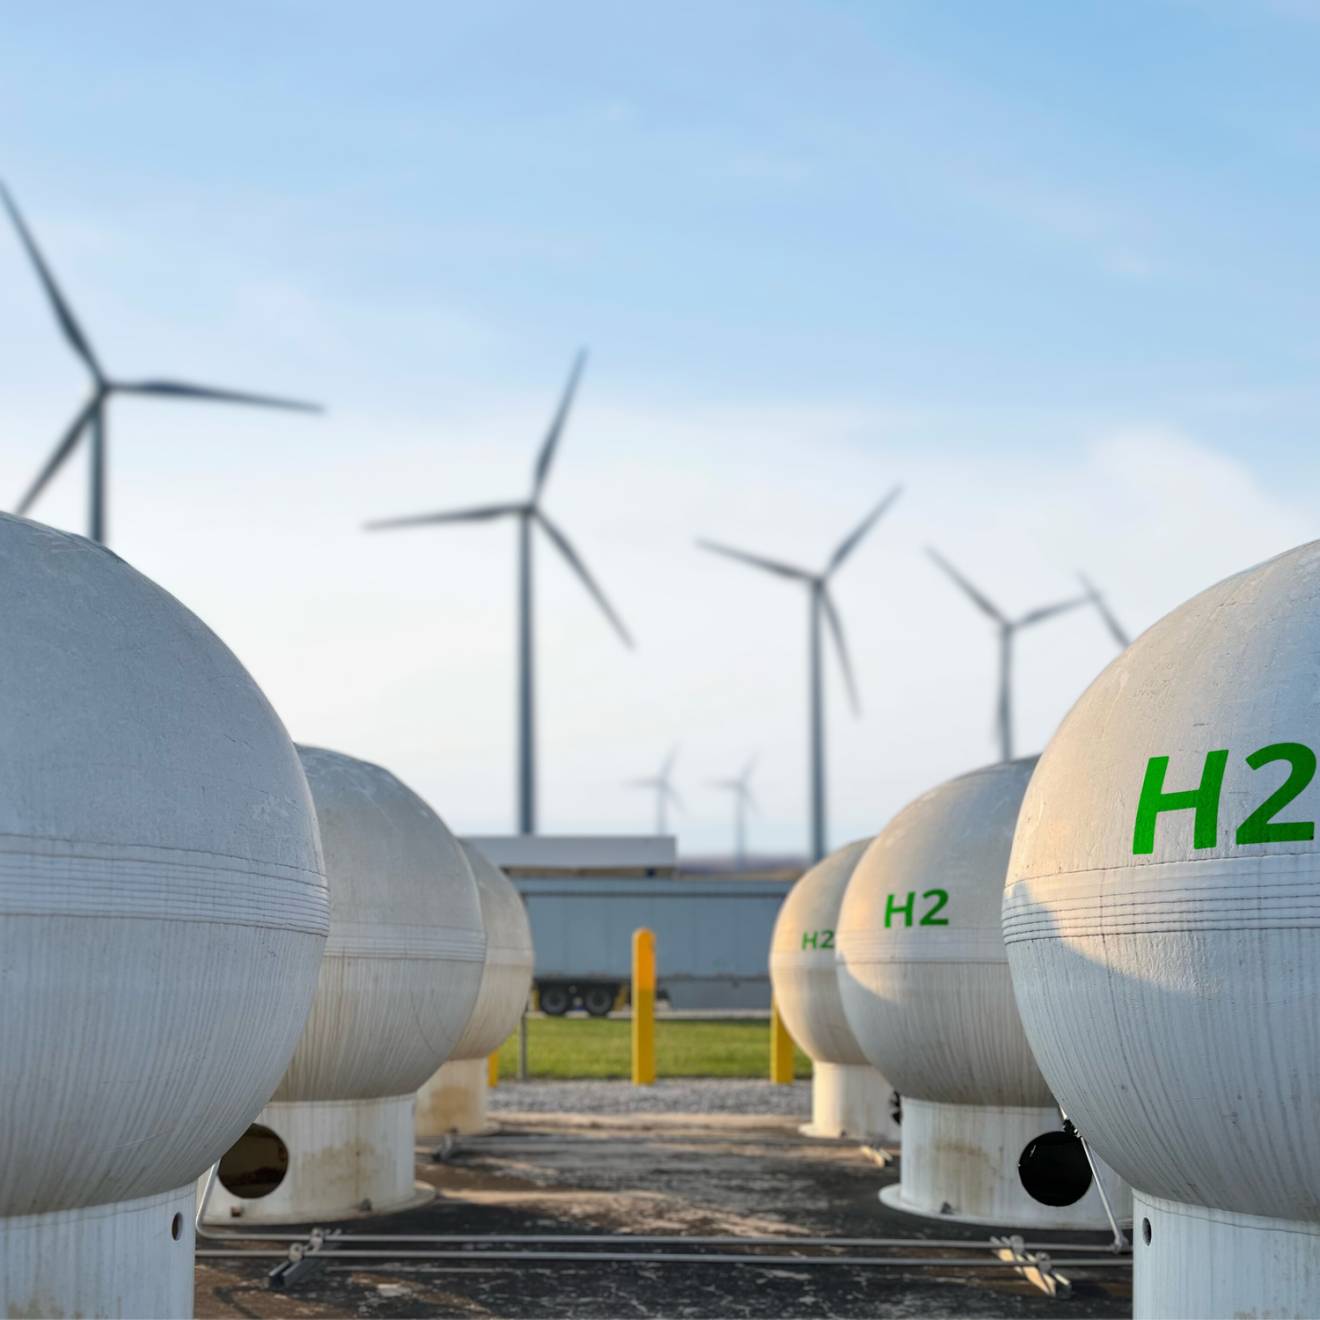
[[859, 1144, 897, 1168], [989, 1235, 1071, 1298], [268, 1227, 344, 1289]]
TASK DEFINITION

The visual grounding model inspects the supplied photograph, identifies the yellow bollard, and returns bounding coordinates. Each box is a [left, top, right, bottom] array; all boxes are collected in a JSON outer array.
[[632, 927, 656, 1086], [487, 1049, 500, 1089], [769, 996, 795, 1084]]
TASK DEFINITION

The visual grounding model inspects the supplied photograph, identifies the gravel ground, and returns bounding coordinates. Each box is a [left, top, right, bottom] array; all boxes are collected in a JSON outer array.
[[488, 1077, 812, 1115]]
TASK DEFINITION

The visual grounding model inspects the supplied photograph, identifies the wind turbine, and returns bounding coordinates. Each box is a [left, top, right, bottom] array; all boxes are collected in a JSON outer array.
[[365, 349, 632, 835], [927, 548, 1087, 762], [1078, 572, 1130, 647], [626, 747, 682, 835], [711, 755, 758, 870], [2, 184, 321, 545], [698, 485, 901, 863]]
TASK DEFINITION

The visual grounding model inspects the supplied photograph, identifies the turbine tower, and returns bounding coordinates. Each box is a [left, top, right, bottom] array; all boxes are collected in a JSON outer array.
[[927, 548, 1087, 762], [365, 350, 632, 835], [626, 747, 682, 835], [1078, 571, 1130, 647], [3, 184, 321, 544], [698, 486, 900, 863], [711, 755, 757, 870]]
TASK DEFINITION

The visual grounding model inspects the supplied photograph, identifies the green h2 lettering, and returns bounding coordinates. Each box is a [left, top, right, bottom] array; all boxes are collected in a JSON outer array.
[[884, 891, 916, 927], [1132, 750, 1229, 855]]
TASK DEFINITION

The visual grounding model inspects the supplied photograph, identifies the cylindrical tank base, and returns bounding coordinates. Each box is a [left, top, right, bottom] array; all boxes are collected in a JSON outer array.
[[203, 1095, 436, 1225], [1133, 1192, 1320, 1319], [879, 1099, 1130, 1229], [416, 1057, 497, 1137], [0, 1186, 195, 1319], [799, 1062, 898, 1141]]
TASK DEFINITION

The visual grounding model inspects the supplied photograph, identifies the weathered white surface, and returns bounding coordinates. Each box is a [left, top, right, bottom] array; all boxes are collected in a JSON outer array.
[[418, 1057, 493, 1136], [206, 747, 484, 1224], [770, 839, 896, 1140], [0, 515, 327, 1315], [804, 1062, 895, 1140], [1004, 539, 1320, 1315], [837, 761, 1047, 1106], [0, 1187, 196, 1319], [881, 1100, 1128, 1228], [1133, 1193, 1320, 1319], [838, 759, 1127, 1227], [213, 1097, 433, 1224], [417, 843, 533, 1136], [447, 844, 534, 1060]]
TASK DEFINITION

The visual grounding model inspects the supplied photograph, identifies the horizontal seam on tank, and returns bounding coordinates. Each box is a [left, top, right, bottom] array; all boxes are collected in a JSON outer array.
[[1005, 881, 1320, 905], [1139, 1198, 1320, 1239], [0, 909, 328, 934], [263, 1094, 418, 1109], [832, 955, 1008, 963], [1005, 851, 1320, 887], [0, 832, 325, 877], [1005, 921, 1320, 937], [322, 948, 487, 960]]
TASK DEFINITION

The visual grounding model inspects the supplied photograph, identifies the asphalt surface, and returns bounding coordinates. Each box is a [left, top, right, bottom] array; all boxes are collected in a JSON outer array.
[[196, 1089, 1131, 1319]]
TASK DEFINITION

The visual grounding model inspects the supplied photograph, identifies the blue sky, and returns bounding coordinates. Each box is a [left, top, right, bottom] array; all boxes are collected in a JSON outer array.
[[2, 2, 1318, 853]]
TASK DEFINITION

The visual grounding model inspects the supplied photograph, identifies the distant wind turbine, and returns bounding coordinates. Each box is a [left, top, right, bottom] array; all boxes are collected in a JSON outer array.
[[626, 747, 682, 835], [365, 350, 632, 835], [927, 548, 1087, 762], [711, 755, 758, 869], [699, 485, 901, 863], [2, 184, 321, 544], [1078, 572, 1129, 648]]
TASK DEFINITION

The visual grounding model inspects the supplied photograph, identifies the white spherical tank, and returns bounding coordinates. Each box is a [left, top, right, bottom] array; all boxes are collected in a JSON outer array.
[[205, 746, 485, 1224], [416, 842, 534, 1137], [1005, 540, 1320, 1317], [837, 759, 1129, 1228], [769, 839, 898, 1140], [0, 516, 328, 1317]]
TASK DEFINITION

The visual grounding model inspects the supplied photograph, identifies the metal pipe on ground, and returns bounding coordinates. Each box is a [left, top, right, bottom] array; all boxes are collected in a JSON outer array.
[[196, 1247, 1129, 1269], [197, 1230, 1128, 1252]]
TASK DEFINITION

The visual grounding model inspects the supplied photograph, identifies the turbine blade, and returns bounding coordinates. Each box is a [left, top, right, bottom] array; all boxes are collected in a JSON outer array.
[[536, 511, 633, 647], [117, 380, 321, 413], [696, 538, 811, 581], [364, 502, 524, 531], [665, 783, 685, 812], [926, 547, 1005, 623], [1, 184, 102, 380], [741, 753, 758, 784], [821, 588, 861, 715], [662, 745, 680, 778], [1018, 595, 1088, 628], [15, 398, 96, 514], [531, 348, 587, 501], [1078, 572, 1130, 647], [827, 484, 902, 575]]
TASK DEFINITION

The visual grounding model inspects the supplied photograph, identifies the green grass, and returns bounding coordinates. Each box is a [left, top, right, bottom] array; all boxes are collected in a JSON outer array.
[[495, 1017, 813, 1080]]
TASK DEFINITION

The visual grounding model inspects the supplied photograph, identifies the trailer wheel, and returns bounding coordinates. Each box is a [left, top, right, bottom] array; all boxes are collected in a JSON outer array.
[[539, 983, 571, 1017], [582, 984, 617, 1018]]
